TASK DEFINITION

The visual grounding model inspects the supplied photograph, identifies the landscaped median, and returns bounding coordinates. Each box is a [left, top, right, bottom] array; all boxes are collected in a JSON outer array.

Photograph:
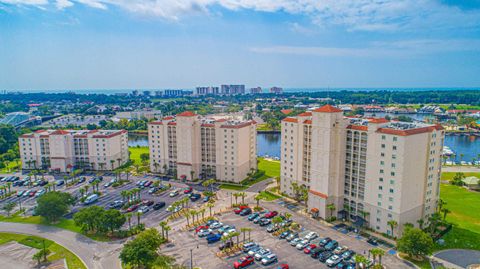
[[219, 157, 280, 191], [0, 232, 86, 269]]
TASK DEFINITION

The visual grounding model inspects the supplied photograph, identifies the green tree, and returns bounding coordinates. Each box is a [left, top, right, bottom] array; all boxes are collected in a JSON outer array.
[[36, 191, 74, 223], [387, 220, 398, 237], [2, 202, 16, 217], [119, 228, 163, 269], [102, 209, 126, 233], [397, 227, 433, 258]]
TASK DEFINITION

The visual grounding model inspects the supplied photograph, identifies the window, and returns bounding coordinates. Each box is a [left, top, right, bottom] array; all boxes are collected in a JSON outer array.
[[393, 137, 397, 142], [380, 169, 384, 174], [382, 135, 386, 140], [393, 146, 397, 150], [381, 144, 385, 148], [379, 177, 384, 182], [391, 172, 395, 176], [389, 189, 394, 193], [378, 186, 383, 190]]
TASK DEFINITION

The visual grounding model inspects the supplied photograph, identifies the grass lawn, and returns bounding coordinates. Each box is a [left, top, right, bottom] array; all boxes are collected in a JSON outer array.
[[128, 146, 149, 165], [0, 214, 111, 242], [441, 172, 480, 181], [399, 254, 431, 269], [435, 183, 480, 251], [0, 159, 21, 173], [256, 191, 281, 201], [258, 158, 280, 178], [257, 124, 276, 131], [0, 232, 86, 269], [219, 183, 248, 191]]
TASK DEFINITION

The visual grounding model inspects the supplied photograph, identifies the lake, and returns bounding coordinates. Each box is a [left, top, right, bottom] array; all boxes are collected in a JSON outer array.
[[129, 133, 479, 162]]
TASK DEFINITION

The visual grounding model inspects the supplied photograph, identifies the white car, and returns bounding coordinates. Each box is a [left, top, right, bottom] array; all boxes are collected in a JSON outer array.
[[223, 228, 236, 237], [210, 222, 223, 229], [198, 229, 213, 237], [333, 246, 348, 255], [295, 239, 310, 250], [261, 253, 278, 265], [326, 255, 342, 267], [138, 206, 149, 214], [173, 205, 182, 213], [290, 237, 302, 246], [169, 190, 179, 197], [35, 189, 46, 197], [304, 231, 318, 240], [254, 248, 271, 260]]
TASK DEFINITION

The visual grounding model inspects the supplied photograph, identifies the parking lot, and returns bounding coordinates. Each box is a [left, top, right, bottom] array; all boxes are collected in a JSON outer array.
[[0, 172, 208, 227]]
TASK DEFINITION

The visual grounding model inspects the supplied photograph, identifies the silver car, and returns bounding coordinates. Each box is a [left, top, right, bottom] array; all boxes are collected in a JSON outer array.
[[254, 248, 271, 260]]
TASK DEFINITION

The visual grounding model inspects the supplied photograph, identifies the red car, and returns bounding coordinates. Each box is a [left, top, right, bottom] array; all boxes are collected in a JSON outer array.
[[234, 206, 250, 214], [277, 264, 289, 269], [264, 211, 278, 218], [195, 225, 209, 233], [184, 187, 193, 194], [29, 190, 37, 197], [303, 244, 317, 254], [144, 181, 153, 187], [126, 204, 138, 212], [233, 255, 254, 269]]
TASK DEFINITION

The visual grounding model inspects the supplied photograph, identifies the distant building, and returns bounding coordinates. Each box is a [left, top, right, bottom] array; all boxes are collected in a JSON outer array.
[[221, 85, 245, 95], [462, 176, 480, 190], [164, 90, 193, 97], [143, 90, 152, 96], [250, 87, 263, 94], [0, 112, 41, 127], [19, 129, 129, 172], [196, 86, 220, 95], [148, 112, 257, 182], [270, 87, 283, 94], [131, 90, 140, 96]]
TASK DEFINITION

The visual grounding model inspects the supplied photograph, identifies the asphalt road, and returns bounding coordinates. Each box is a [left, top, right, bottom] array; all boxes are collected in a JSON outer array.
[[0, 222, 123, 269]]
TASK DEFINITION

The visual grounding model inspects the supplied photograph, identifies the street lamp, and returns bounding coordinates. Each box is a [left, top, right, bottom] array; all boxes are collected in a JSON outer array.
[[190, 244, 199, 269]]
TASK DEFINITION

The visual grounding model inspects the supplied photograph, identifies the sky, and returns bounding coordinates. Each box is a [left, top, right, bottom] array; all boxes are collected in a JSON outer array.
[[1, 0, 480, 90]]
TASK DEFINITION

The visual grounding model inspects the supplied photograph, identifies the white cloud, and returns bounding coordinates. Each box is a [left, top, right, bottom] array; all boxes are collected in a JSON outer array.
[[55, 0, 73, 9], [1, 0, 480, 32], [250, 39, 480, 57]]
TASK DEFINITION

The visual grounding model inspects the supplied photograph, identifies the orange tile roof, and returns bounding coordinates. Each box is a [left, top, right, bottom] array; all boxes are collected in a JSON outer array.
[[297, 112, 312, 117], [313, 104, 342, 113], [347, 125, 368, 131], [163, 116, 175, 120], [50, 130, 69, 135], [282, 117, 298, 123], [377, 125, 444, 136], [367, 118, 389, 124], [281, 109, 293, 115], [309, 190, 328, 199], [303, 120, 312, 124], [177, 111, 197, 117]]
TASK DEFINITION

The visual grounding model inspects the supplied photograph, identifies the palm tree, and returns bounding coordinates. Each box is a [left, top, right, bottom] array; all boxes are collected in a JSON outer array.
[[163, 164, 168, 174], [429, 212, 442, 234], [207, 202, 215, 216], [199, 208, 206, 221], [387, 220, 398, 237], [441, 208, 451, 221], [326, 203, 336, 218], [354, 254, 368, 269], [110, 160, 115, 170], [284, 212, 292, 220], [153, 162, 159, 173], [136, 212, 143, 226], [126, 213, 133, 230], [164, 225, 171, 241], [184, 211, 191, 226], [254, 195, 261, 208], [159, 221, 167, 238], [240, 192, 246, 204], [233, 192, 239, 205], [370, 248, 385, 266], [190, 210, 197, 224], [116, 158, 122, 168], [6, 182, 12, 194], [240, 227, 248, 242], [244, 227, 253, 241]]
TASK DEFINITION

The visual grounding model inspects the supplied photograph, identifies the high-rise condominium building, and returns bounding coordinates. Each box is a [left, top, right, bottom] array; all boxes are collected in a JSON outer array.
[[270, 87, 283, 94], [250, 87, 263, 94], [221, 85, 245, 95], [196, 86, 220, 95], [148, 111, 257, 182], [19, 129, 129, 172], [280, 105, 444, 235]]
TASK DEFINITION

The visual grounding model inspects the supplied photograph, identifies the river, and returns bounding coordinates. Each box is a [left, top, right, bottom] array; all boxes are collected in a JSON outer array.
[[129, 133, 479, 162]]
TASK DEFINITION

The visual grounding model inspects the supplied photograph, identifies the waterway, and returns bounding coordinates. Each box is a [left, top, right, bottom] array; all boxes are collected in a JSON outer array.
[[129, 133, 479, 162]]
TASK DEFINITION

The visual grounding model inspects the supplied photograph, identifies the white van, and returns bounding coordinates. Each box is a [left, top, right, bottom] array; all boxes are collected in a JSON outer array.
[[84, 194, 99, 205]]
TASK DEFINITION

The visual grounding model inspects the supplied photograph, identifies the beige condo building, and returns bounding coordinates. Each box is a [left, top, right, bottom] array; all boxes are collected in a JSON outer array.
[[148, 111, 257, 182], [19, 129, 129, 172], [281, 105, 444, 235]]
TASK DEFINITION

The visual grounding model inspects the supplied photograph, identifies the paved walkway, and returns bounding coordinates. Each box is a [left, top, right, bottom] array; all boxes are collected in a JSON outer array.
[[0, 222, 123, 269], [442, 166, 480, 173]]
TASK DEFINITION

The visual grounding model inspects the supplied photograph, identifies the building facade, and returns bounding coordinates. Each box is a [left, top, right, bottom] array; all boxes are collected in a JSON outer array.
[[270, 87, 283, 94], [280, 105, 444, 235], [221, 85, 245, 95], [148, 111, 257, 182], [19, 129, 129, 172], [196, 86, 220, 95]]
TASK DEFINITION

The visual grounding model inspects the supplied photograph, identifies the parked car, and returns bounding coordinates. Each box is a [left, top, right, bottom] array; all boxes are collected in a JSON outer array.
[[142, 200, 154, 206], [239, 208, 252, 216], [259, 218, 271, 226], [341, 250, 355, 261], [304, 231, 318, 241], [202, 196, 210, 202], [367, 237, 379, 246], [289, 238, 302, 246], [222, 228, 236, 237], [242, 242, 258, 252], [206, 233, 222, 243], [326, 255, 342, 267], [319, 237, 332, 247], [210, 222, 223, 230], [264, 211, 278, 218], [56, 180, 65, 186], [107, 200, 124, 209], [319, 251, 334, 263], [233, 256, 254, 269], [104, 179, 117, 188], [153, 202, 166, 210], [17, 190, 25, 197], [333, 246, 348, 255], [286, 232, 299, 242], [190, 193, 201, 201], [277, 264, 289, 269], [248, 213, 259, 221], [184, 187, 193, 194], [144, 181, 153, 187], [84, 194, 99, 205], [325, 240, 338, 251], [35, 189, 46, 197], [266, 224, 279, 233], [29, 190, 37, 197], [195, 225, 209, 233], [279, 230, 291, 239], [169, 189, 179, 197], [261, 254, 278, 265], [253, 216, 264, 224], [22, 190, 31, 197], [138, 206, 150, 214], [126, 204, 139, 212], [247, 246, 262, 256], [78, 177, 86, 184], [296, 239, 310, 250], [254, 248, 271, 260], [310, 247, 325, 258], [148, 187, 159, 194], [198, 229, 213, 237], [303, 244, 317, 254], [234, 206, 249, 214]]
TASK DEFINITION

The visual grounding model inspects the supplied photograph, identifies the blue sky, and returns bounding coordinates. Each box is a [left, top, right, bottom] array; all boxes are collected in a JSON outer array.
[[1, 0, 480, 90]]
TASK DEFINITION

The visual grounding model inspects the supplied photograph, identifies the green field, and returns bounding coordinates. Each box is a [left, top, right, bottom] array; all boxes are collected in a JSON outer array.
[[219, 183, 248, 191], [436, 184, 480, 250], [258, 158, 280, 178], [128, 146, 149, 165], [0, 232, 86, 269], [256, 190, 281, 201], [441, 172, 480, 181]]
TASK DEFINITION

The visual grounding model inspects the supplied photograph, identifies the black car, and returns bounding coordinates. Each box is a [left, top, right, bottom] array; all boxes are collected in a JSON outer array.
[[219, 241, 234, 250], [310, 247, 325, 258], [78, 177, 86, 184], [367, 237, 379, 246], [319, 251, 334, 262], [153, 202, 166, 210], [38, 180, 48, 186], [190, 193, 201, 201], [279, 230, 290, 239], [318, 237, 332, 247], [239, 208, 252, 216]]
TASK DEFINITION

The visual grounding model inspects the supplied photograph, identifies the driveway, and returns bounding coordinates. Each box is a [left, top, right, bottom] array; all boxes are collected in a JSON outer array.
[[433, 249, 480, 268], [0, 222, 123, 269]]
